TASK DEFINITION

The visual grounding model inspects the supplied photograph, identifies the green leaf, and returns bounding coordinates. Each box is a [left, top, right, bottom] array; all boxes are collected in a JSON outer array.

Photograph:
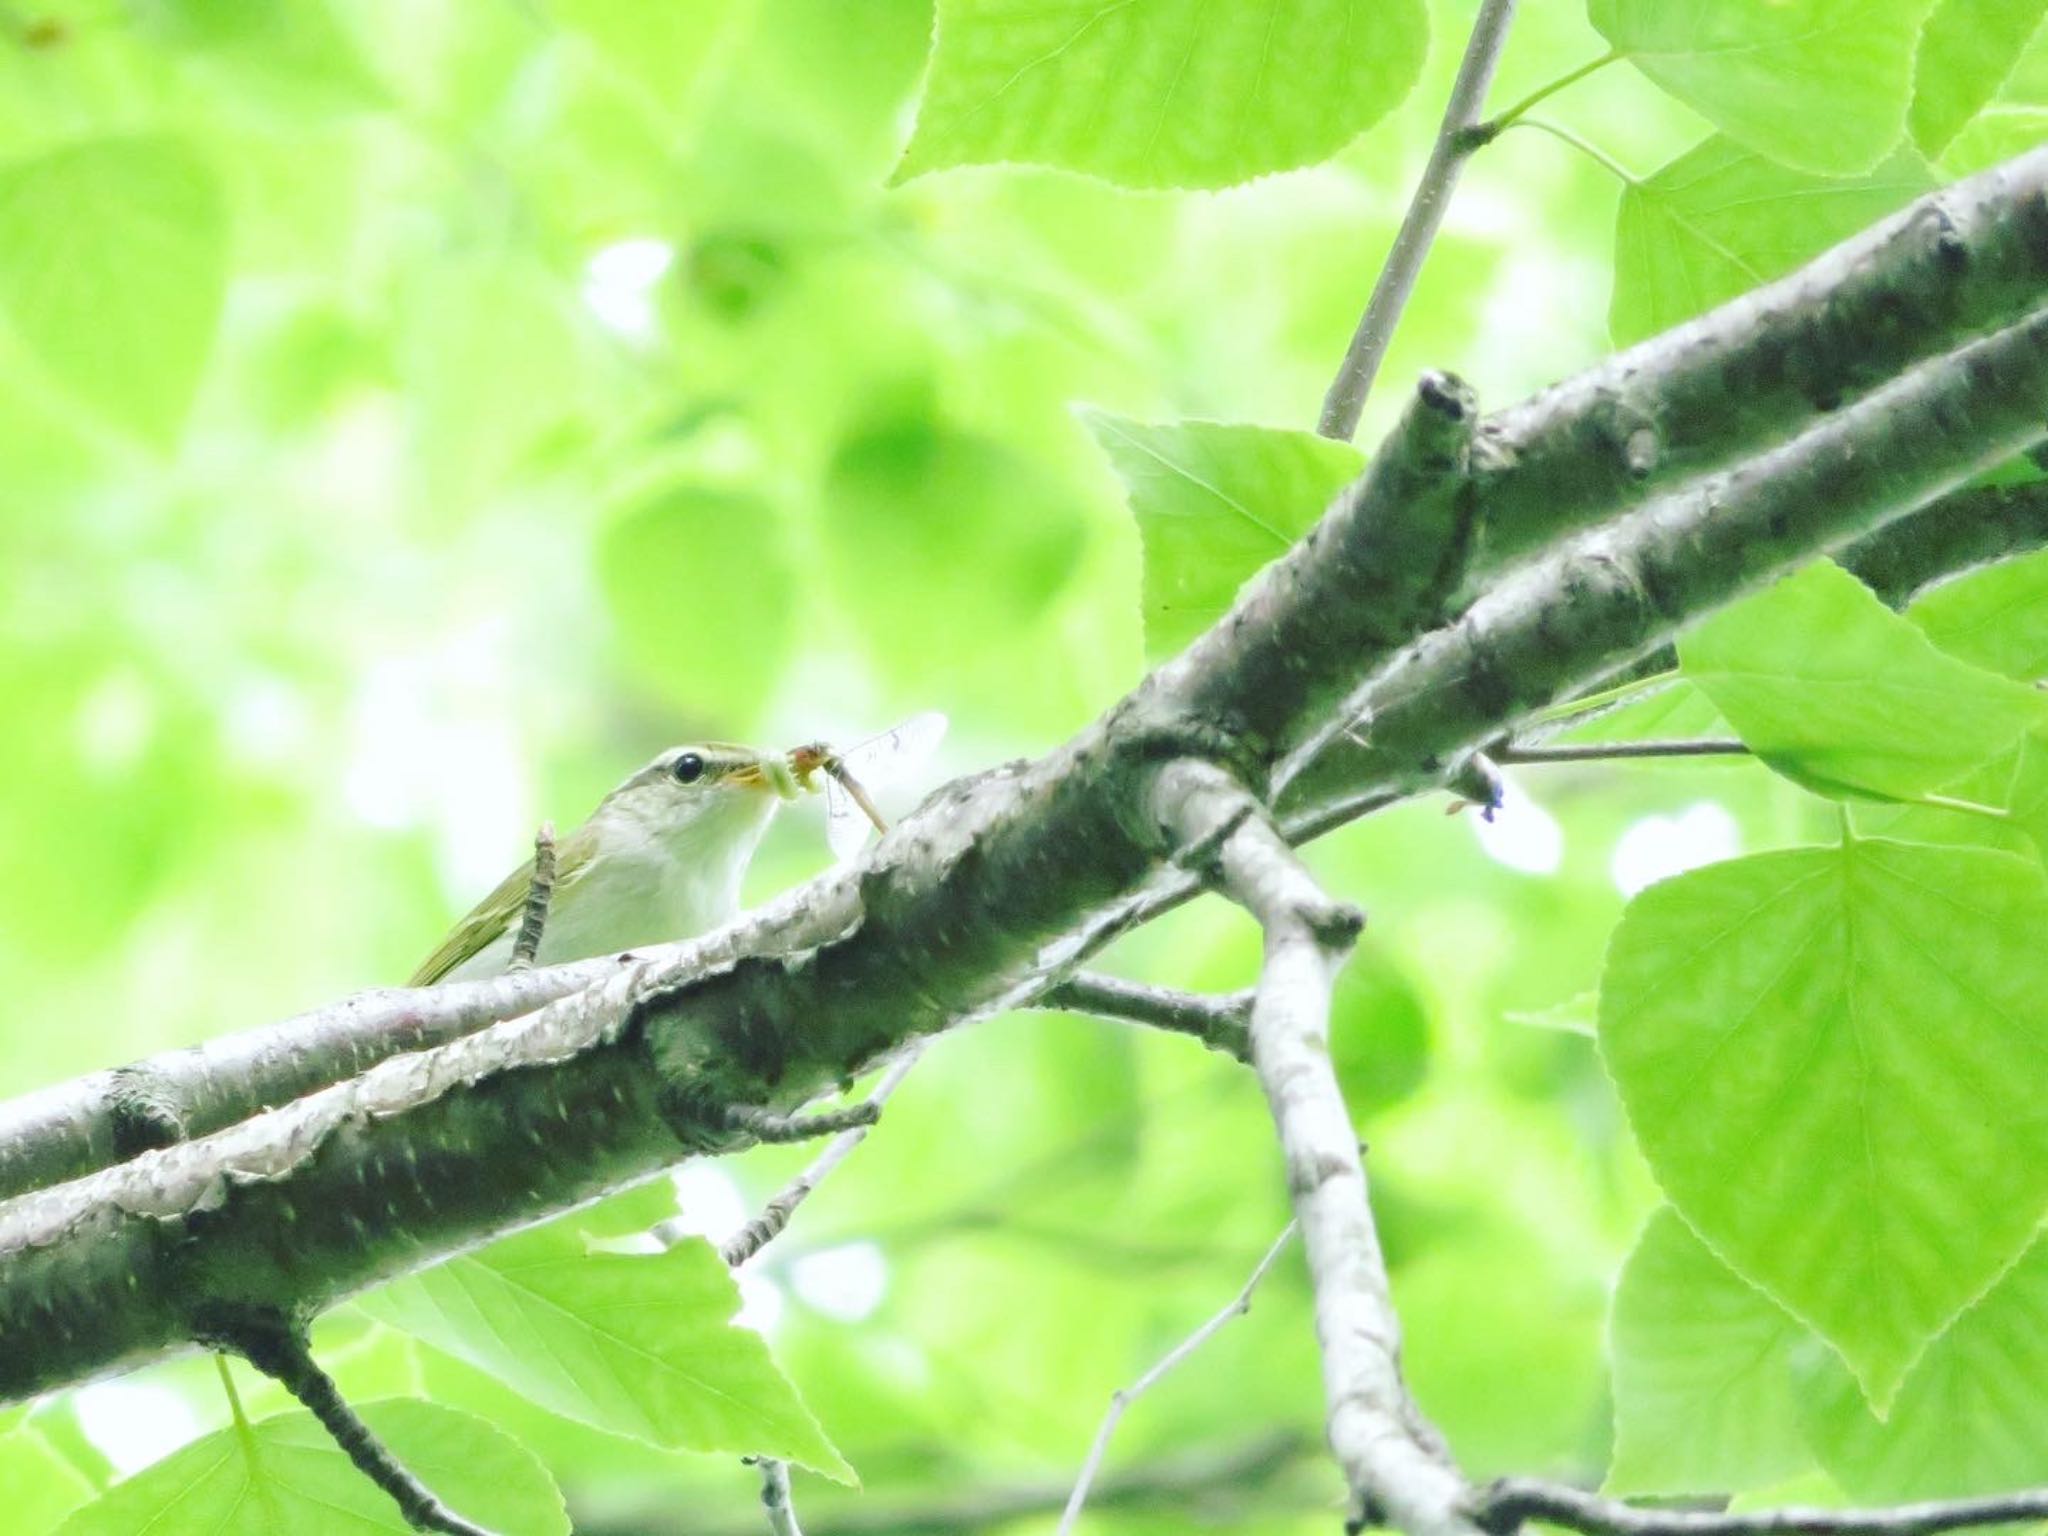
[[1797, 1234, 2048, 1498], [1910, 547, 2048, 682], [895, 0, 1428, 190], [0, 137, 227, 444], [1599, 838, 2048, 1407], [1852, 729, 2048, 862], [1608, 1208, 1810, 1495], [597, 484, 797, 731], [1589, 0, 1928, 175], [0, 1409, 93, 1536], [1680, 561, 2044, 803], [359, 1209, 853, 1481], [1080, 412, 1362, 662], [1610, 139, 1932, 347], [1909, 0, 2046, 156], [53, 1399, 565, 1536]]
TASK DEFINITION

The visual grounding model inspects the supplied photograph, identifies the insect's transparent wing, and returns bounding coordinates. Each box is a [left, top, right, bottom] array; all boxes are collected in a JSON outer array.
[[824, 712, 949, 861]]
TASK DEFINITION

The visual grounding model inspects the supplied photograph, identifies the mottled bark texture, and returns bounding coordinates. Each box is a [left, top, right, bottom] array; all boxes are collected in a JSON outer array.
[[3, 156, 2047, 1415]]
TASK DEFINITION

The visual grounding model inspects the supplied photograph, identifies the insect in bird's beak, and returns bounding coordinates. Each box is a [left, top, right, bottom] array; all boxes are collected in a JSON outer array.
[[728, 754, 804, 801]]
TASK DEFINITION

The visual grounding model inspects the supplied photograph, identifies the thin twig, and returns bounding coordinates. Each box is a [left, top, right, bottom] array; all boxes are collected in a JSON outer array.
[[712, 1049, 922, 1268], [1043, 974, 1254, 1061], [213, 1308, 494, 1536], [756, 1458, 802, 1536], [726, 1100, 882, 1144], [1056, 1222, 1298, 1535], [508, 822, 557, 973], [1505, 117, 1639, 184], [1319, 0, 1518, 439], [1496, 738, 1749, 764], [1473, 48, 1619, 137], [1476, 1480, 2048, 1536]]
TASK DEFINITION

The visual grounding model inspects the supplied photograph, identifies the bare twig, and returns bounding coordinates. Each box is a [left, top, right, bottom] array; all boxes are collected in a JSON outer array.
[[508, 822, 557, 973], [212, 1311, 494, 1536], [1042, 974, 1254, 1061], [1149, 760, 1474, 1536], [712, 1049, 922, 1268], [1319, 0, 1518, 439], [1056, 1221, 1297, 1535], [1475, 1480, 2048, 1536], [1495, 739, 1749, 764], [755, 1458, 802, 1536], [725, 1101, 882, 1144]]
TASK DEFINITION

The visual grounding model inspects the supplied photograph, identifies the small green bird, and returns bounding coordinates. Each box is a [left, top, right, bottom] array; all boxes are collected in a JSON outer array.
[[410, 742, 800, 985]]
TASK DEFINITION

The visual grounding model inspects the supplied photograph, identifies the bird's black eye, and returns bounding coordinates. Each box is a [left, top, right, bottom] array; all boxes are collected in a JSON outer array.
[[671, 752, 706, 785]]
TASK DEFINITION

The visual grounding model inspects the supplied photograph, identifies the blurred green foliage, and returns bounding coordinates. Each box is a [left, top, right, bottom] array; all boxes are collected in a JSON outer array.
[[5, 0, 2048, 1531]]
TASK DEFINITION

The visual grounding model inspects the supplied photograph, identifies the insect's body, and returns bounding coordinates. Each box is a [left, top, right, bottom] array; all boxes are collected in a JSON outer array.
[[412, 742, 796, 985]]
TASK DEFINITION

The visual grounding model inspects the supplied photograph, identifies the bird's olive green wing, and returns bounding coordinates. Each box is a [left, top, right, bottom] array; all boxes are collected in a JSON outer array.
[[407, 831, 596, 986]]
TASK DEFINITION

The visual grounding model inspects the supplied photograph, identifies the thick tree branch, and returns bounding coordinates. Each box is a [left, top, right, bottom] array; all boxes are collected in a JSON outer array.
[[1285, 303, 2048, 812], [1463, 147, 2048, 579], [1152, 761, 1471, 1536], [1319, 0, 1518, 439], [1474, 1481, 2048, 1536]]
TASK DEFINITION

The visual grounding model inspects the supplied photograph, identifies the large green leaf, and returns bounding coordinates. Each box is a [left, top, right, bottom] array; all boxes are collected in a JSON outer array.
[[1608, 1208, 1810, 1495], [359, 1202, 853, 1481], [1599, 838, 2048, 1407], [1797, 1234, 2048, 1498], [53, 1399, 565, 1536], [1081, 412, 1361, 661], [1910, 547, 2048, 682], [1610, 139, 1931, 347], [596, 484, 797, 730], [1680, 561, 2044, 803], [0, 137, 227, 444], [1588, 0, 1929, 175], [1909, 0, 2046, 156], [895, 0, 1428, 189]]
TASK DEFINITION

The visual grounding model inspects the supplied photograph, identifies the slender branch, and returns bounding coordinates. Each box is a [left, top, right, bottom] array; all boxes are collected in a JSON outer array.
[[1319, 0, 1518, 439], [211, 1308, 494, 1536], [1150, 760, 1472, 1536], [1495, 739, 1748, 764], [507, 822, 557, 973], [1056, 1220, 1297, 1535], [1041, 974, 1253, 1061], [1474, 49, 1619, 136], [585, 1430, 1319, 1536], [755, 1459, 801, 1536], [1505, 118, 1639, 185], [724, 1101, 882, 1144], [712, 1049, 921, 1268], [1475, 1480, 2048, 1536]]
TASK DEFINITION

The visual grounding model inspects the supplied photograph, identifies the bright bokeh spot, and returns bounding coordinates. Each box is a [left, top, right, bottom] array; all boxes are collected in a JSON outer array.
[[791, 1240, 890, 1323], [1471, 780, 1565, 876], [581, 239, 675, 339], [72, 1378, 202, 1477], [1610, 802, 1742, 897]]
